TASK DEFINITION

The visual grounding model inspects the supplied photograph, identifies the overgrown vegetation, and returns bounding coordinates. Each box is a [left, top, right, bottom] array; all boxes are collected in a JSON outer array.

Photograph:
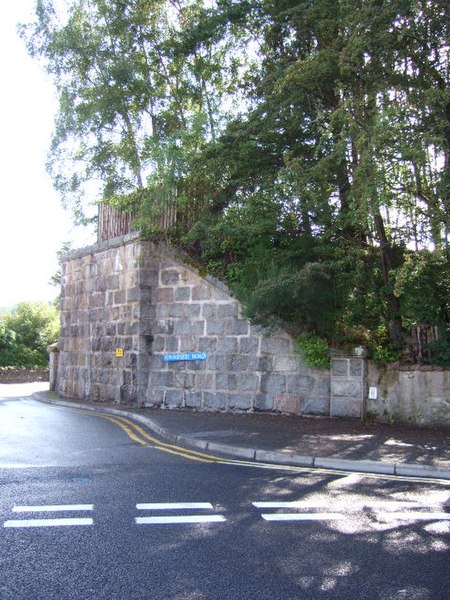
[[0, 302, 59, 368], [22, 0, 450, 364]]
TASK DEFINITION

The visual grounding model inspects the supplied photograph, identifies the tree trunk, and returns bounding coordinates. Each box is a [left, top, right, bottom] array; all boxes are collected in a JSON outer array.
[[373, 212, 403, 348]]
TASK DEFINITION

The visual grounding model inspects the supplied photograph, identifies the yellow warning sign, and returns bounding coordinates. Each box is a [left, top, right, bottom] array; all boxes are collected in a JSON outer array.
[[115, 348, 124, 357]]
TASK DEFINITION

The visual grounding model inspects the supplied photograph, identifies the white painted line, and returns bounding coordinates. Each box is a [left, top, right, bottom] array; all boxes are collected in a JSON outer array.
[[253, 500, 440, 510], [377, 512, 450, 522], [261, 513, 344, 522], [135, 515, 226, 525], [12, 504, 94, 513], [4, 518, 93, 528], [136, 502, 214, 511], [253, 501, 329, 509]]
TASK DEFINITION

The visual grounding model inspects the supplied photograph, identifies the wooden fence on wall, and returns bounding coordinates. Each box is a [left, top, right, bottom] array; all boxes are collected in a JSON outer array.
[[97, 204, 137, 243], [97, 194, 200, 243], [411, 324, 440, 364]]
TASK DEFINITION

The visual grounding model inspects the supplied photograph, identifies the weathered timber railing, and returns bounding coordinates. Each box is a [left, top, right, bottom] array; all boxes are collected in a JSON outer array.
[[98, 204, 137, 243], [411, 324, 439, 364]]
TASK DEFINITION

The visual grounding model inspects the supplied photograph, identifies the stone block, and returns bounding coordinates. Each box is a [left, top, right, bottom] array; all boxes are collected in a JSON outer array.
[[315, 377, 331, 397], [235, 373, 259, 392], [174, 320, 205, 336], [151, 370, 174, 387], [156, 304, 170, 319], [273, 357, 300, 372], [179, 335, 199, 352], [286, 374, 315, 394], [139, 287, 152, 303], [161, 269, 180, 285], [228, 355, 250, 371], [228, 393, 252, 410], [255, 356, 273, 372], [168, 304, 184, 318], [260, 337, 291, 356], [194, 372, 215, 390], [206, 320, 225, 336], [139, 269, 159, 288], [125, 321, 139, 335], [225, 320, 249, 336], [174, 372, 195, 388], [90, 293, 105, 308], [203, 392, 227, 410], [217, 337, 238, 353], [261, 373, 286, 395], [330, 397, 362, 419], [331, 359, 348, 376], [192, 285, 211, 301], [106, 275, 120, 290], [185, 391, 203, 408], [216, 373, 237, 391], [165, 389, 184, 408], [199, 337, 217, 353], [216, 303, 238, 319], [174, 287, 191, 301], [274, 394, 299, 415], [202, 304, 216, 318], [165, 337, 179, 352], [331, 379, 362, 397], [239, 337, 259, 354], [183, 303, 202, 319], [254, 394, 274, 411], [146, 388, 165, 407], [349, 359, 364, 377], [156, 287, 174, 302], [154, 320, 174, 335], [300, 396, 330, 415]]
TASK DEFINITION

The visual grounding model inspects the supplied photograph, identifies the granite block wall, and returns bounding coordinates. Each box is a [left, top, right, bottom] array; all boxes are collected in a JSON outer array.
[[57, 234, 450, 424], [57, 235, 330, 414], [58, 234, 146, 403], [143, 249, 330, 413]]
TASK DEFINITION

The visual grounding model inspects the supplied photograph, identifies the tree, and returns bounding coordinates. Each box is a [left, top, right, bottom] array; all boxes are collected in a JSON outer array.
[[178, 0, 450, 357], [0, 303, 60, 368], [21, 0, 242, 224], [23, 0, 450, 362]]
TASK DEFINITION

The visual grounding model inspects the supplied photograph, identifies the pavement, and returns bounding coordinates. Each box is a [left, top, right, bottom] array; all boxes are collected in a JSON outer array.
[[34, 389, 450, 481]]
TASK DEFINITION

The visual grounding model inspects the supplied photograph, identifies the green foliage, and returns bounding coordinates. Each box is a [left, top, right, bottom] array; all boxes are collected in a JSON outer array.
[[427, 333, 450, 368], [394, 250, 450, 329], [295, 335, 330, 369], [0, 303, 59, 368]]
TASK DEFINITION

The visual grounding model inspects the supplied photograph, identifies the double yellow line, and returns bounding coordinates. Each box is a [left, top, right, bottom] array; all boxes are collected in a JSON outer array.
[[84, 411, 229, 464], [63, 406, 450, 484]]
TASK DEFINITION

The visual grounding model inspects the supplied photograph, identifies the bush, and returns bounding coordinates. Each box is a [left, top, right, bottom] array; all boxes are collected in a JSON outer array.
[[0, 302, 59, 368], [295, 335, 330, 368]]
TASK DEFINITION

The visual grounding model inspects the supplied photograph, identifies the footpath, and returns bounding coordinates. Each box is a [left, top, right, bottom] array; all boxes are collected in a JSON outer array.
[[35, 390, 450, 481]]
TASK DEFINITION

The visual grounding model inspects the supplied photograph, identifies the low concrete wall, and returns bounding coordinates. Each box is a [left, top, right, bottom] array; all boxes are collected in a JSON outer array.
[[367, 362, 450, 427]]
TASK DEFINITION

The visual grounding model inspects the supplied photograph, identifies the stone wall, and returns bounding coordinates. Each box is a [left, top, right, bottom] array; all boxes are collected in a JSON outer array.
[[57, 234, 450, 425], [58, 234, 147, 403], [366, 362, 450, 427], [57, 235, 330, 414], [142, 245, 329, 413]]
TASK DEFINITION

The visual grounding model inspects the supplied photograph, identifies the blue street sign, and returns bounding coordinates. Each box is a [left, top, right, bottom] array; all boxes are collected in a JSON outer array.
[[163, 352, 208, 362]]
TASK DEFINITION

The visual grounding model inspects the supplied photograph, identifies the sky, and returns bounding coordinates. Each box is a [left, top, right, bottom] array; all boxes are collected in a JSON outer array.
[[0, 1, 96, 309]]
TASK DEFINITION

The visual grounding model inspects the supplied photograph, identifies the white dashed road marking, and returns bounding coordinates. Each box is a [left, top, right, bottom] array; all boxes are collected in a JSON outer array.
[[4, 518, 93, 528], [3, 504, 95, 528], [135, 502, 226, 525]]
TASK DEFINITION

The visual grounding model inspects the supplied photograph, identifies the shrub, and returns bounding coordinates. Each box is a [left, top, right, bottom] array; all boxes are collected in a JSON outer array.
[[0, 302, 59, 368]]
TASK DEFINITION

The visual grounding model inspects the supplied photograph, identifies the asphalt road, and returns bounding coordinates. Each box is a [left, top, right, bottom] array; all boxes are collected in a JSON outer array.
[[1, 384, 449, 600]]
